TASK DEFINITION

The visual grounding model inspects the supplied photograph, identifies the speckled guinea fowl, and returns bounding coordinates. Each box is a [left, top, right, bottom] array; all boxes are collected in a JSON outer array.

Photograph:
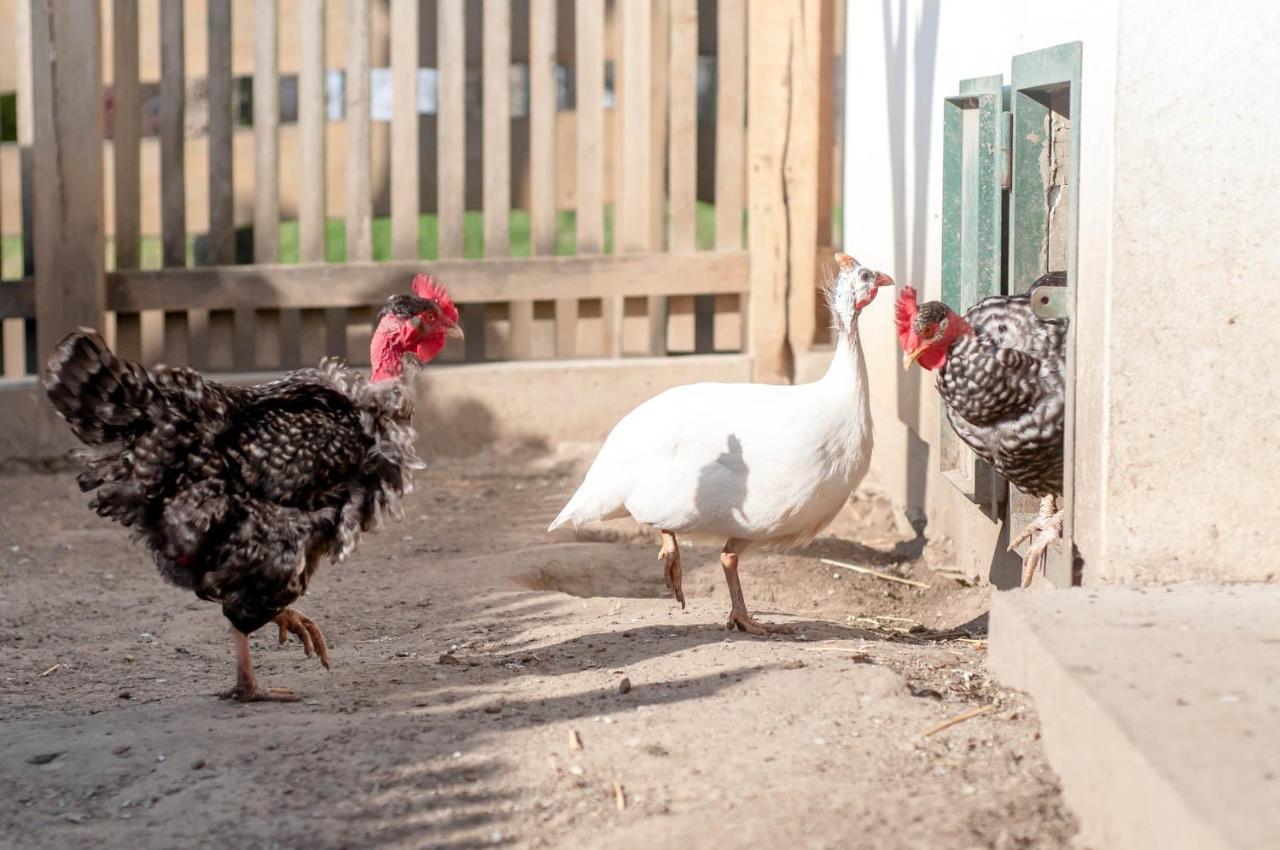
[[897, 272, 1068, 585], [43, 275, 462, 701]]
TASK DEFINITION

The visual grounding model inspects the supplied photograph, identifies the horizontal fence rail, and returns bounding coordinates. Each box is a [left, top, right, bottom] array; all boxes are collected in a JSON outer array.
[[0, 0, 843, 379]]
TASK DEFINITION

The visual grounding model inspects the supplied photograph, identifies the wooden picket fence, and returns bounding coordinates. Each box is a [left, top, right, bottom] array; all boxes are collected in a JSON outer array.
[[0, 0, 841, 381]]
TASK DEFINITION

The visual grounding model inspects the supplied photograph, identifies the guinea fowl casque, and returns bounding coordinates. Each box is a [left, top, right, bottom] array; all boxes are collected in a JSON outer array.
[[896, 273, 1068, 586], [43, 274, 461, 701], [549, 254, 892, 633]]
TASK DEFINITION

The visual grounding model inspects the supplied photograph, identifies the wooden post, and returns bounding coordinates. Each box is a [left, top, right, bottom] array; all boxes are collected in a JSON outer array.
[[746, 0, 822, 382], [31, 0, 106, 360]]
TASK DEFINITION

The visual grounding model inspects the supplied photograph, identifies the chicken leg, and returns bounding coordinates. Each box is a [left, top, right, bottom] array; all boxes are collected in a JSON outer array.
[[721, 541, 792, 635], [221, 608, 330, 702], [1009, 495, 1063, 587], [659, 530, 685, 609]]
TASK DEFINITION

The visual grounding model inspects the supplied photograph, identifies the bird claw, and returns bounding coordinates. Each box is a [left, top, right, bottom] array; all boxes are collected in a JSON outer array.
[[274, 609, 331, 670], [725, 610, 793, 636], [1009, 504, 1063, 587], [658, 534, 685, 610]]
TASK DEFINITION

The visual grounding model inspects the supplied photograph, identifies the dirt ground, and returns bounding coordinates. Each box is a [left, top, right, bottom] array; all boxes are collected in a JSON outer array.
[[0, 444, 1079, 850]]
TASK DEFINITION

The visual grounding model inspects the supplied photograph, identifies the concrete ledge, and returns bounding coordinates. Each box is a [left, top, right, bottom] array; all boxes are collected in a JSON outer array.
[[0, 354, 753, 465], [988, 586, 1280, 850]]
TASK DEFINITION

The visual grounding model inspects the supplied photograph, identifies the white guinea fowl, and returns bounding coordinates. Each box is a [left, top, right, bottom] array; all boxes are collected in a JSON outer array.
[[549, 253, 892, 633]]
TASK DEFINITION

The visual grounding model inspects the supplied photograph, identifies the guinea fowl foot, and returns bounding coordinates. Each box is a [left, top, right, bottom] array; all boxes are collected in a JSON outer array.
[[220, 629, 302, 703], [725, 609, 794, 636], [274, 608, 331, 669], [658, 531, 685, 610], [720, 544, 793, 636], [1009, 495, 1063, 587]]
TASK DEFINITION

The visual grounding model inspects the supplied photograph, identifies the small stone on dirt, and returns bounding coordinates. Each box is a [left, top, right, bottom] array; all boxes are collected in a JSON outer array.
[[438, 653, 464, 666], [618, 677, 632, 694], [781, 660, 805, 670], [26, 752, 62, 765]]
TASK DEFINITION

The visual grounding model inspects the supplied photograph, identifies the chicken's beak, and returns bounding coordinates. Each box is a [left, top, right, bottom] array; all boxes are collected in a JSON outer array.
[[445, 322, 465, 341], [902, 345, 926, 370]]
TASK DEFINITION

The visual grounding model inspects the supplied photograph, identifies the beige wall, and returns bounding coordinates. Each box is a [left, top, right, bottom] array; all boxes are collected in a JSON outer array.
[[843, 0, 1278, 585]]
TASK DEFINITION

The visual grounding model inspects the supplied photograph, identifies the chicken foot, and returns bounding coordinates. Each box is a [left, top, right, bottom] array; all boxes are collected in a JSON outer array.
[[1009, 494, 1063, 587], [221, 629, 302, 702], [659, 530, 685, 610], [275, 608, 331, 669], [220, 609, 330, 702], [721, 542, 793, 635]]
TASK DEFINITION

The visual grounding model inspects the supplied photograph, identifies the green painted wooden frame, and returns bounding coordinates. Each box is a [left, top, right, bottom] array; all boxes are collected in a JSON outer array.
[[1008, 41, 1082, 586], [938, 74, 1005, 516]]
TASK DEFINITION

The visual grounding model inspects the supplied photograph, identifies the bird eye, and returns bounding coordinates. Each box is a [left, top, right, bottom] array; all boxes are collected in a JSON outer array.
[[859, 271, 873, 284], [426, 313, 437, 323], [922, 324, 936, 337]]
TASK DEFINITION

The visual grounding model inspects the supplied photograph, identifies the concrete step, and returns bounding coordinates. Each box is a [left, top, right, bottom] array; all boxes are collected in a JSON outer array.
[[989, 585, 1280, 850]]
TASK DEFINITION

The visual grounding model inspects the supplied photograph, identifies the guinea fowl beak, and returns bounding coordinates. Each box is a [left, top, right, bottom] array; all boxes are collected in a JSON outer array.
[[902, 345, 926, 369]]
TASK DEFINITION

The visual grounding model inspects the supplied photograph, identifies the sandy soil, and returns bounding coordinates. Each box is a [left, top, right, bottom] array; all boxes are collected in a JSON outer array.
[[0, 445, 1079, 850]]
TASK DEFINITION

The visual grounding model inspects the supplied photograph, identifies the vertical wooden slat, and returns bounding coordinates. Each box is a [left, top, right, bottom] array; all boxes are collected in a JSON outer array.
[[159, 0, 186, 270], [438, 0, 465, 260], [815, 0, 836, 250], [522, 0, 557, 360], [16, 0, 35, 282], [346, 0, 373, 262], [644, 0, 669, 355], [483, 0, 510, 259], [154, 0, 187, 365], [111, 0, 142, 363], [391, 0, 419, 261], [715, 0, 745, 252], [668, 0, 705, 352], [575, 0, 611, 353], [784, 0, 821, 355], [31, 0, 106, 359], [243, 0, 280, 370], [207, 0, 234, 266], [481, 0, 511, 359], [716, 0, 747, 353], [298, 0, 333, 365], [746, 0, 793, 382], [618, 11, 652, 243]]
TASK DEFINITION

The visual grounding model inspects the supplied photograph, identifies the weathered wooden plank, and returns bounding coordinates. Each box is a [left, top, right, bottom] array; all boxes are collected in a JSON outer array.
[[346, 0, 373, 262], [522, 0, 557, 360], [105, 252, 750, 312], [110, 0, 143, 364], [297, 0, 326, 264], [666, 0, 697, 255], [482, 0, 510, 258], [715, 0, 745, 252], [16, 0, 35, 279], [297, 0, 333, 367], [645, 0, 670, 355], [206, 0, 234, 266], [815, 0, 836, 250], [159, 0, 186, 269], [113, 0, 142, 271], [31, 0, 106, 358], [391, 0, 420, 262], [253, 0, 279, 264], [746, 0, 791, 382], [618, 0, 658, 356], [437, 0, 465, 261], [785, 0, 821, 354], [575, 0, 612, 354], [480, 0, 510, 361]]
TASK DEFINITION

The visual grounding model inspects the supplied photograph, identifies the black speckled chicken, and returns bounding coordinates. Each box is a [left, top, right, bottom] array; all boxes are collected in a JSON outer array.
[[43, 275, 461, 701], [896, 272, 1067, 586]]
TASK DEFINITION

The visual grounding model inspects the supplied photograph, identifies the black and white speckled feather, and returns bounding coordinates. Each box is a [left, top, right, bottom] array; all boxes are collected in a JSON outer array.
[[936, 274, 1067, 497], [43, 329, 422, 633]]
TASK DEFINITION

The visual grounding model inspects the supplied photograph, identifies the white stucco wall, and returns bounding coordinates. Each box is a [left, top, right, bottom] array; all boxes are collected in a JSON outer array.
[[841, 0, 1278, 584]]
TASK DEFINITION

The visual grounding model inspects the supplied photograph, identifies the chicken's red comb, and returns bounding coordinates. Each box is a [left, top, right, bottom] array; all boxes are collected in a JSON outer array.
[[411, 273, 459, 324], [894, 285, 918, 349]]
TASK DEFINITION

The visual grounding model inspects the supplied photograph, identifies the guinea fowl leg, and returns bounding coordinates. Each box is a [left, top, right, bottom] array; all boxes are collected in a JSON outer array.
[[220, 630, 301, 703], [658, 531, 685, 610], [274, 608, 332, 669], [721, 541, 792, 635], [1009, 495, 1063, 587]]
